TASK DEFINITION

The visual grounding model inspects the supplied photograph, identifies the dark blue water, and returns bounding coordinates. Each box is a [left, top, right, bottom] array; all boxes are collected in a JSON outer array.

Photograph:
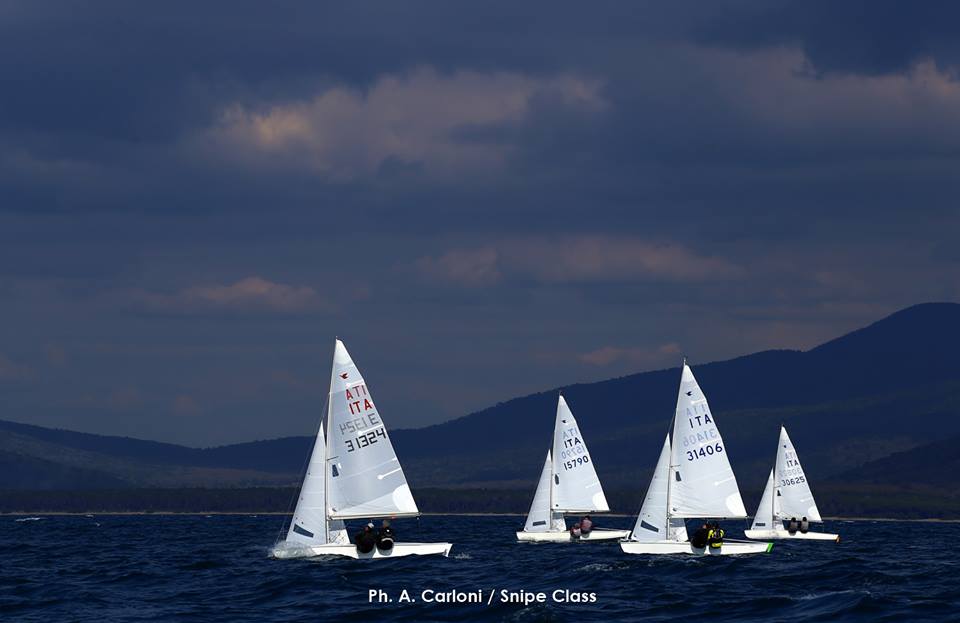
[[1, 515, 957, 622]]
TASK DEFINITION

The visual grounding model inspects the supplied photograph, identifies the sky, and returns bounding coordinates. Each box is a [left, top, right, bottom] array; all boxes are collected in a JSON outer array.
[[1, 1, 959, 446]]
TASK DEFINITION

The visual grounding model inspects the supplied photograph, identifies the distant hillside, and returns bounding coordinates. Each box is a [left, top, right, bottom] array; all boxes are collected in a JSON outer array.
[[1, 302, 959, 516], [390, 302, 960, 494], [831, 434, 960, 490], [0, 425, 299, 489]]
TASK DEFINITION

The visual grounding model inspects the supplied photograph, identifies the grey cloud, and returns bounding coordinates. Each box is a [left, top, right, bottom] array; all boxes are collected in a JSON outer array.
[[129, 277, 334, 315], [580, 342, 682, 367], [0, 1, 956, 443], [194, 68, 605, 180], [413, 237, 743, 286], [0, 353, 33, 381]]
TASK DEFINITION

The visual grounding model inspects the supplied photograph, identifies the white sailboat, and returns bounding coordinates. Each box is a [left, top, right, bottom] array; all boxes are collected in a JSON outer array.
[[621, 362, 772, 555], [744, 426, 839, 542], [272, 339, 452, 559], [517, 395, 629, 542]]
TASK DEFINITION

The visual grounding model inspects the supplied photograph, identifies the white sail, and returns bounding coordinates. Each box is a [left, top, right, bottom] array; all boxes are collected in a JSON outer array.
[[524, 451, 557, 532], [285, 412, 347, 546], [325, 340, 419, 519], [669, 363, 747, 518], [775, 427, 821, 522], [631, 435, 688, 542], [551, 395, 609, 513], [749, 469, 776, 531]]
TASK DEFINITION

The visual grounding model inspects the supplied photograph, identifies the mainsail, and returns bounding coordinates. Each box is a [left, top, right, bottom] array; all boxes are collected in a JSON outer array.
[[523, 451, 565, 532], [325, 340, 419, 520], [551, 395, 609, 513], [668, 363, 747, 518], [631, 435, 688, 542], [774, 426, 821, 521]]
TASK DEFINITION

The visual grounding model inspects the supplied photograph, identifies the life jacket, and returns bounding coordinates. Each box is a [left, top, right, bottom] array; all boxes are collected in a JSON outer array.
[[355, 530, 377, 554], [377, 528, 395, 550], [691, 528, 709, 548], [707, 528, 724, 548]]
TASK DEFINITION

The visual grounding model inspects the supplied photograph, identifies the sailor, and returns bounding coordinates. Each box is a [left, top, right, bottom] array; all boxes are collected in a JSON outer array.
[[787, 517, 799, 533], [707, 522, 724, 549], [377, 519, 395, 551], [691, 522, 709, 548], [569, 522, 582, 540], [799, 516, 809, 534], [579, 515, 593, 536], [354, 522, 377, 554]]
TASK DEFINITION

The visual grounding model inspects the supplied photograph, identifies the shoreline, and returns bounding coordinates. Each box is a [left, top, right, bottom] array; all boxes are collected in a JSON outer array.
[[3, 512, 959, 522]]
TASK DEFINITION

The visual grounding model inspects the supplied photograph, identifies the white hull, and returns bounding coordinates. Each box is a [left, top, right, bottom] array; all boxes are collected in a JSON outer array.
[[272, 541, 452, 559], [744, 529, 839, 542], [620, 539, 773, 556], [516, 528, 631, 542]]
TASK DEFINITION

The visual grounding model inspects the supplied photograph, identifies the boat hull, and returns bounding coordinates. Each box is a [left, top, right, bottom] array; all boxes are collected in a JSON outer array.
[[744, 529, 839, 542], [516, 528, 631, 542], [620, 539, 773, 556], [272, 542, 452, 559]]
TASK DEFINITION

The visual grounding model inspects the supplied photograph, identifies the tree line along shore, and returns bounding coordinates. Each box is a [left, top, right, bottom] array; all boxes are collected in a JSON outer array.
[[0, 485, 956, 519]]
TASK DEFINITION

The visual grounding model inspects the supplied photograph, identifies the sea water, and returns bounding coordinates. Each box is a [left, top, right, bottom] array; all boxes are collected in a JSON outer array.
[[1, 515, 957, 622]]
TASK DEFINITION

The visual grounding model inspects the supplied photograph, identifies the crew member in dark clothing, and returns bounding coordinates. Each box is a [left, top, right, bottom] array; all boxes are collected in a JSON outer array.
[[787, 517, 799, 534], [707, 521, 724, 549], [570, 522, 582, 539], [691, 522, 710, 548], [580, 515, 593, 536], [377, 519, 395, 551], [799, 517, 809, 534], [354, 522, 377, 554]]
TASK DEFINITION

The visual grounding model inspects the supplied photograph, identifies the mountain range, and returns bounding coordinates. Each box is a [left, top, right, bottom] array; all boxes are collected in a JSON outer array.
[[2, 302, 959, 516]]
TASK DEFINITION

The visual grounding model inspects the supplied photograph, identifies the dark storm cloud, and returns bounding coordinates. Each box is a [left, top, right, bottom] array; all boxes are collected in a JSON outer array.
[[692, 0, 960, 76], [0, 1, 957, 444]]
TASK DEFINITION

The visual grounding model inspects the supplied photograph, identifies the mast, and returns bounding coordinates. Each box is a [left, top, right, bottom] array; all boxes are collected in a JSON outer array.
[[664, 358, 685, 536], [772, 428, 778, 528], [549, 393, 557, 519], [549, 455, 556, 518], [323, 338, 336, 542], [665, 412, 675, 533]]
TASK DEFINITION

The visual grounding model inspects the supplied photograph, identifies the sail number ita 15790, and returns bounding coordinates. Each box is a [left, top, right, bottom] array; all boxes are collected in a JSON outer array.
[[562, 455, 590, 471]]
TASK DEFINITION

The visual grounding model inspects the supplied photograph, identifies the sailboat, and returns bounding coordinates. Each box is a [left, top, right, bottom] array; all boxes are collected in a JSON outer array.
[[272, 339, 452, 559], [517, 395, 630, 542], [744, 426, 839, 541], [621, 362, 772, 555]]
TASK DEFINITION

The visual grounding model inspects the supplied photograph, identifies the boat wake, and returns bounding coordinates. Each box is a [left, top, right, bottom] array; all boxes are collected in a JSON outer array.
[[269, 542, 315, 560], [577, 562, 616, 572]]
